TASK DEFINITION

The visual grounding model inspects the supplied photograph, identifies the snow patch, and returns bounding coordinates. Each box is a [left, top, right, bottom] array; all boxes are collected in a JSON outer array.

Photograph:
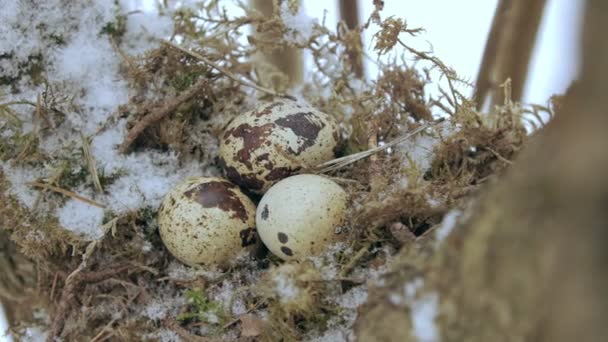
[[435, 209, 462, 246], [57, 198, 105, 239], [274, 272, 300, 302], [397, 278, 440, 342], [143, 329, 181, 342], [280, 2, 317, 45], [411, 294, 439, 342], [0, 163, 47, 209]]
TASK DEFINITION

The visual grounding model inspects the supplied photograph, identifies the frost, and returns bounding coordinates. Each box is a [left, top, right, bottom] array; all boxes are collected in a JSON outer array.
[[435, 209, 462, 246], [57, 198, 105, 240]]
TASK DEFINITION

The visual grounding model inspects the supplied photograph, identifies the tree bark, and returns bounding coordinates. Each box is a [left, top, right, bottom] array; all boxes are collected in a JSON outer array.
[[357, 1, 608, 340]]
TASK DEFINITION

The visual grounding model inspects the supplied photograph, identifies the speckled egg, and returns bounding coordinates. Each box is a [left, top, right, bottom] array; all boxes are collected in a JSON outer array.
[[256, 174, 348, 260], [158, 177, 257, 267], [218, 100, 341, 194]]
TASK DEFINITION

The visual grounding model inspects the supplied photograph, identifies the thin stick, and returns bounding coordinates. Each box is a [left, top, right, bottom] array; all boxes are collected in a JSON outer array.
[[81, 133, 103, 193], [339, 243, 371, 278], [27, 182, 106, 208], [119, 77, 209, 153], [316, 119, 445, 173], [162, 40, 291, 99], [484, 146, 513, 165]]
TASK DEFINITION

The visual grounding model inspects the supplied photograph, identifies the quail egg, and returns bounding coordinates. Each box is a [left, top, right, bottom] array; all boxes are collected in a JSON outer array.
[[256, 174, 348, 260], [158, 177, 257, 267], [218, 100, 341, 193]]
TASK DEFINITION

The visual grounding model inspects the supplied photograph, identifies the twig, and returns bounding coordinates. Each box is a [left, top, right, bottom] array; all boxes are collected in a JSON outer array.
[[50, 273, 59, 302], [164, 319, 216, 342], [27, 182, 106, 208], [81, 133, 103, 193], [161, 40, 292, 99], [89, 289, 142, 342], [221, 300, 266, 330], [119, 77, 209, 153], [316, 119, 445, 173], [396, 38, 460, 108], [47, 264, 130, 342], [484, 146, 513, 165], [339, 243, 371, 278]]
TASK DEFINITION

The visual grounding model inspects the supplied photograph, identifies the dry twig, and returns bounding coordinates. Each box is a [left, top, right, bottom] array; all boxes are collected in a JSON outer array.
[[119, 77, 209, 153], [27, 182, 106, 208], [47, 264, 130, 342], [162, 40, 293, 99]]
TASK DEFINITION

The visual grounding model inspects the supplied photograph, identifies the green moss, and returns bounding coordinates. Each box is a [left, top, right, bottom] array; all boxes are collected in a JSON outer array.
[[169, 71, 206, 92], [178, 289, 228, 325]]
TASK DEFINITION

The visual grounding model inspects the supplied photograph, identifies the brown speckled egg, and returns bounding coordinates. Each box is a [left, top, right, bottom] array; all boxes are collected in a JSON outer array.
[[218, 100, 341, 194], [158, 177, 257, 267], [256, 174, 348, 260]]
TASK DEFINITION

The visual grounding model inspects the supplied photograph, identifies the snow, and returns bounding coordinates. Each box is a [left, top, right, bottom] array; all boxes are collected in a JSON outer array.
[[337, 286, 368, 309], [20, 326, 47, 342], [139, 285, 186, 322], [309, 328, 349, 342], [0, 162, 48, 210], [57, 198, 105, 240], [280, 1, 317, 45], [435, 209, 462, 246], [274, 272, 300, 302], [143, 329, 181, 342], [143, 299, 171, 321], [0, 0, 207, 240], [393, 278, 439, 342], [411, 294, 439, 342]]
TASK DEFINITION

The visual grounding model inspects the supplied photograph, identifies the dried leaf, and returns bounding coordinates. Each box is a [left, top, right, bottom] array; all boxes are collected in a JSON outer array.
[[239, 314, 265, 337]]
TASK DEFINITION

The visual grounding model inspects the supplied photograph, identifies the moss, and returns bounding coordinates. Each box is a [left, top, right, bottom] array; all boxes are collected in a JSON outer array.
[[178, 289, 228, 326]]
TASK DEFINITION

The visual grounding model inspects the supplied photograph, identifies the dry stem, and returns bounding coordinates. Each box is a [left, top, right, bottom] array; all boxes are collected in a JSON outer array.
[[162, 40, 293, 99], [47, 263, 130, 342], [27, 181, 106, 208], [119, 77, 209, 153]]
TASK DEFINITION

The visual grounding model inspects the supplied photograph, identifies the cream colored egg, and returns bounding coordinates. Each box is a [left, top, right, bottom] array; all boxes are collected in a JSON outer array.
[[256, 174, 348, 260], [158, 177, 257, 267], [219, 100, 341, 194]]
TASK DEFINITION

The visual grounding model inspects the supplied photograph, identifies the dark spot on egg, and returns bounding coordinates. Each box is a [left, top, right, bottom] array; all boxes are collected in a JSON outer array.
[[184, 180, 249, 223], [219, 157, 264, 190], [239, 227, 257, 247], [224, 122, 275, 169], [274, 112, 325, 155], [261, 204, 269, 220], [265, 166, 300, 181], [281, 246, 294, 256], [256, 153, 274, 170], [277, 232, 288, 243]]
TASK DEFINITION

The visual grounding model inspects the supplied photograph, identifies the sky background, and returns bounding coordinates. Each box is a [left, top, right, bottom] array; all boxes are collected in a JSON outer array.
[[0, 0, 584, 340]]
